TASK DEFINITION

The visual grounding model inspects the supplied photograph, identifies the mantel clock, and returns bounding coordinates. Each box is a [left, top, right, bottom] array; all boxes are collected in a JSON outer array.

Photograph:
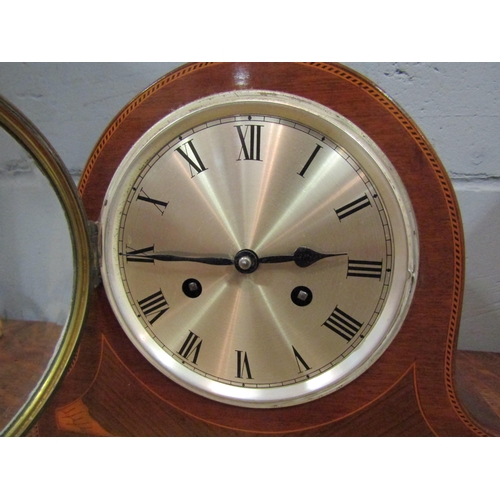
[[0, 63, 487, 436]]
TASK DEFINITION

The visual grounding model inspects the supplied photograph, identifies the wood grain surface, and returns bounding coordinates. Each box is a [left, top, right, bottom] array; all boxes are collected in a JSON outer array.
[[0, 320, 62, 431], [31, 62, 493, 436]]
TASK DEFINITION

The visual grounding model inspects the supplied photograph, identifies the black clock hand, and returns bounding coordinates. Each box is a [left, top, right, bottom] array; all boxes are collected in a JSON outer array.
[[259, 247, 347, 268], [124, 247, 345, 269], [124, 251, 234, 266]]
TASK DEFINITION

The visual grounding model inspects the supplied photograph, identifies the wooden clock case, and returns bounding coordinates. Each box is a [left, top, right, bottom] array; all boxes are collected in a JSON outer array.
[[28, 62, 489, 436]]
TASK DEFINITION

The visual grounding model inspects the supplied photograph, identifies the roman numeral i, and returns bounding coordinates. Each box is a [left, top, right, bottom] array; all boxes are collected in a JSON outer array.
[[297, 144, 322, 177]]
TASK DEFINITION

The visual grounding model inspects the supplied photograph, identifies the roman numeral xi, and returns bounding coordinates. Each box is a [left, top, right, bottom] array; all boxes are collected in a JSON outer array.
[[175, 140, 207, 177]]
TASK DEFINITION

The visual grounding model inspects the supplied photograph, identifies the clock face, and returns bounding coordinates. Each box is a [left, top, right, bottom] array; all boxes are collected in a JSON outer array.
[[100, 91, 418, 408]]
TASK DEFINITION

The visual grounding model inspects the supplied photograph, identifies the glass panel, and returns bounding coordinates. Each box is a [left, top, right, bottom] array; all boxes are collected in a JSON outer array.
[[0, 126, 73, 431]]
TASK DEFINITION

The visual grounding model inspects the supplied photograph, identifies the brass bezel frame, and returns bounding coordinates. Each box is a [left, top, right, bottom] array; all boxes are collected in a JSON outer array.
[[0, 96, 91, 436]]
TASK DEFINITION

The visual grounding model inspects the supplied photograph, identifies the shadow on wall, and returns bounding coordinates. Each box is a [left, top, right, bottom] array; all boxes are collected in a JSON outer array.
[[457, 185, 500, 352]]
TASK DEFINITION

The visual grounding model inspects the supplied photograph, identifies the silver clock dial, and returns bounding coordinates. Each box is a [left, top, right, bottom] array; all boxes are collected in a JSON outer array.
[[100, 91, 418, 407]]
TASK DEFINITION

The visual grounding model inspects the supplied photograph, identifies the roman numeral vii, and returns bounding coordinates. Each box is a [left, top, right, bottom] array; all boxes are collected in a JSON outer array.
[[178, 331, 203, 365]]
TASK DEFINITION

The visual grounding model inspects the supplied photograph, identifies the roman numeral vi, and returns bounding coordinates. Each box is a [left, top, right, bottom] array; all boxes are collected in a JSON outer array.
[[235, 350, 253, 379]]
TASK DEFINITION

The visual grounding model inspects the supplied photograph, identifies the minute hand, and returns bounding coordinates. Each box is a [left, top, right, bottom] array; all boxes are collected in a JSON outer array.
[[146, 253, 234, 266], [259, 247, 347, 268]]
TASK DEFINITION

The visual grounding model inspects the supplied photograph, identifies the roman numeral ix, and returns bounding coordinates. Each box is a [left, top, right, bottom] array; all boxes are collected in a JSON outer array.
[[124, 245, 155, 264]]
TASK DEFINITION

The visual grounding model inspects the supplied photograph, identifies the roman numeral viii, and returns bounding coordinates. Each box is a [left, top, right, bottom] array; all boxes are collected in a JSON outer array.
[[323, 306, 362, 341], [137, 290, 169, 325], [175, 139, 207, 177], [235, 125, 263, 161]]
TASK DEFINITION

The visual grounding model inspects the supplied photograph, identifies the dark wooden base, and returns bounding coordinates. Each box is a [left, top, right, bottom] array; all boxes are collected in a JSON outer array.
[[30, 323, 500, 436], [455, 350, 500, 436]]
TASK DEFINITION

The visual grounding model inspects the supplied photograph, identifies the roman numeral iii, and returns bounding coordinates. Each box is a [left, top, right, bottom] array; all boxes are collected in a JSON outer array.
[[347, 259, 383, 279]]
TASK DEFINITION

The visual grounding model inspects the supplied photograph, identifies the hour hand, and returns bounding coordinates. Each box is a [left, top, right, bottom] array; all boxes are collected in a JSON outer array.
[[259, 247, 347, 268]]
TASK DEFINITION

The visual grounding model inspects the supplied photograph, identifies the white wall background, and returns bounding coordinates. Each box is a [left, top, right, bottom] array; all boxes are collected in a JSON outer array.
[[0, 62, 498, 351]]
